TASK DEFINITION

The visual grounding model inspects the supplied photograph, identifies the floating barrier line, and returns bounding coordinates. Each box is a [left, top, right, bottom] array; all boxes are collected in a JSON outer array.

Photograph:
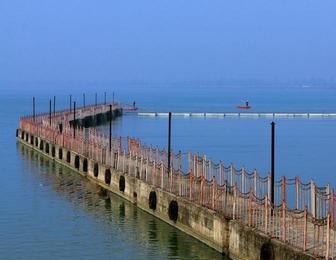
[[137, 112, 336, 119]]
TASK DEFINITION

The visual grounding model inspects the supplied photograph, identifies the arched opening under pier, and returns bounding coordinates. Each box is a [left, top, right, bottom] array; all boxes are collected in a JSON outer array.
[[83, 158, 88, 172], [75, 155, 80, 169], [94, 163, 99, 177], [52, 146, 55, 157], [66, 151, 71, 163], [119, 176, 125, 192], [105, 169, 111, 185], [39, 140, 44, 151], [58, 148, 63, 160]]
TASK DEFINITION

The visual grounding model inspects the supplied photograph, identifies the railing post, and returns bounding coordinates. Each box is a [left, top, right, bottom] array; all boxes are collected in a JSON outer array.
[[140, 157, 143, 180], [282, 176, 286, 204], [209, 160, 212, 181], [134, 154, 138, 177], [129, 151, 133, 175], [49, 99, 52, 126], [149, 146, 152, 163], [122, 149, 126, 173], [53, 96, 56, 116], [145, 156, 148, 182], [151, 160, 155, 185], [331, 189, 335, 228], [219, 161, 222, 186], [178, 150, 182, 172], [194, 154, 197, 177], [265, 193, 269, 234], [83, 93, 85, 108], [161, 161, 164, 189], [268, 173, 271, 204], [101, 146, 104, 164], [212, 176, 216, 210], [230, 163, 234, 186], [117, 149, 120, 170], [189, 173, 193, 200], [254, 169, 257, 197], [326, 213, 330, 259], [233, 183, 237, 220], [282, 201, 286, 242], [188, 152, 192, 173], [311, 180, 316, 218], [248, 188, 253, 226], [200, 176, 204, 206], [109, 105, 112, 152], [295, 176, 299, 209], [242, 167, 245, 193], [33, 97, 36, 122], [73, 101, 76, 138], [169, 166, 173, 193], [202, 155, 206, 180], [179, 170, 182, 197], [303, 207, 307, 251]]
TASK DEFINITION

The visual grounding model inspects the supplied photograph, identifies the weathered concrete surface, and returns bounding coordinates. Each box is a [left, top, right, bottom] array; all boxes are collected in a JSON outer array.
[[17, 130, 317, 260]]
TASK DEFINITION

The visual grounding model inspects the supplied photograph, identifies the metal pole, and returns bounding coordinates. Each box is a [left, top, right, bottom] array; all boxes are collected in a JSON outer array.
[[167, 112, 172, 175], [33, 97, 35, 122], [69, 95, 72, 113], [104, 92, 106, 105], [53, 96, 56, 116], [271, 121, 275, 207], [112, 92, 115, 105], [73, 101, 76, 138], [95, 93, 97, 106], [109, 105, 112, 152], [49, 99, 52, 125], [83, 93, 85, 108]]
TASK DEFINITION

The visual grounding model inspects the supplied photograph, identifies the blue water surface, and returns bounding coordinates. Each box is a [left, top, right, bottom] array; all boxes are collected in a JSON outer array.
[[1, 83, 336, 259]]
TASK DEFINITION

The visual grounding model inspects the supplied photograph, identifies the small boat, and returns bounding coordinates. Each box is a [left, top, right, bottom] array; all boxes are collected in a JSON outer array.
[[237, 105, 251, 109], [123, 101, 138, 112], [237, 100, 251, 109]]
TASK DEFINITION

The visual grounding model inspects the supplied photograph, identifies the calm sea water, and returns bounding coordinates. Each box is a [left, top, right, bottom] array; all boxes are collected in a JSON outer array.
[[1, 83, 336, 259], [101, 84, 336, 187]]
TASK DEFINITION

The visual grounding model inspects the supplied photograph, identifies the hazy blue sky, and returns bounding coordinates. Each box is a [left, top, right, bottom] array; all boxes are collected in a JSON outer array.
[[1, 0, 335, 85]]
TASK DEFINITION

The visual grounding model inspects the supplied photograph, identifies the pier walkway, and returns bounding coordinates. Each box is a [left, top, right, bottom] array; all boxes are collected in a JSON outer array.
[[18, 103, 336, 259]]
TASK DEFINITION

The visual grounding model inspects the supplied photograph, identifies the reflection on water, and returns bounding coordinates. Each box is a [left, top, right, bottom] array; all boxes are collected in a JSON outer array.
[[18, 143, 228, 260]]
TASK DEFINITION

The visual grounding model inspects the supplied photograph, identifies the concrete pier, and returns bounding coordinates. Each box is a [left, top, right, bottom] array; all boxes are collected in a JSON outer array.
[[17, 130, 316, 260], [17, 104, 326, 260]]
